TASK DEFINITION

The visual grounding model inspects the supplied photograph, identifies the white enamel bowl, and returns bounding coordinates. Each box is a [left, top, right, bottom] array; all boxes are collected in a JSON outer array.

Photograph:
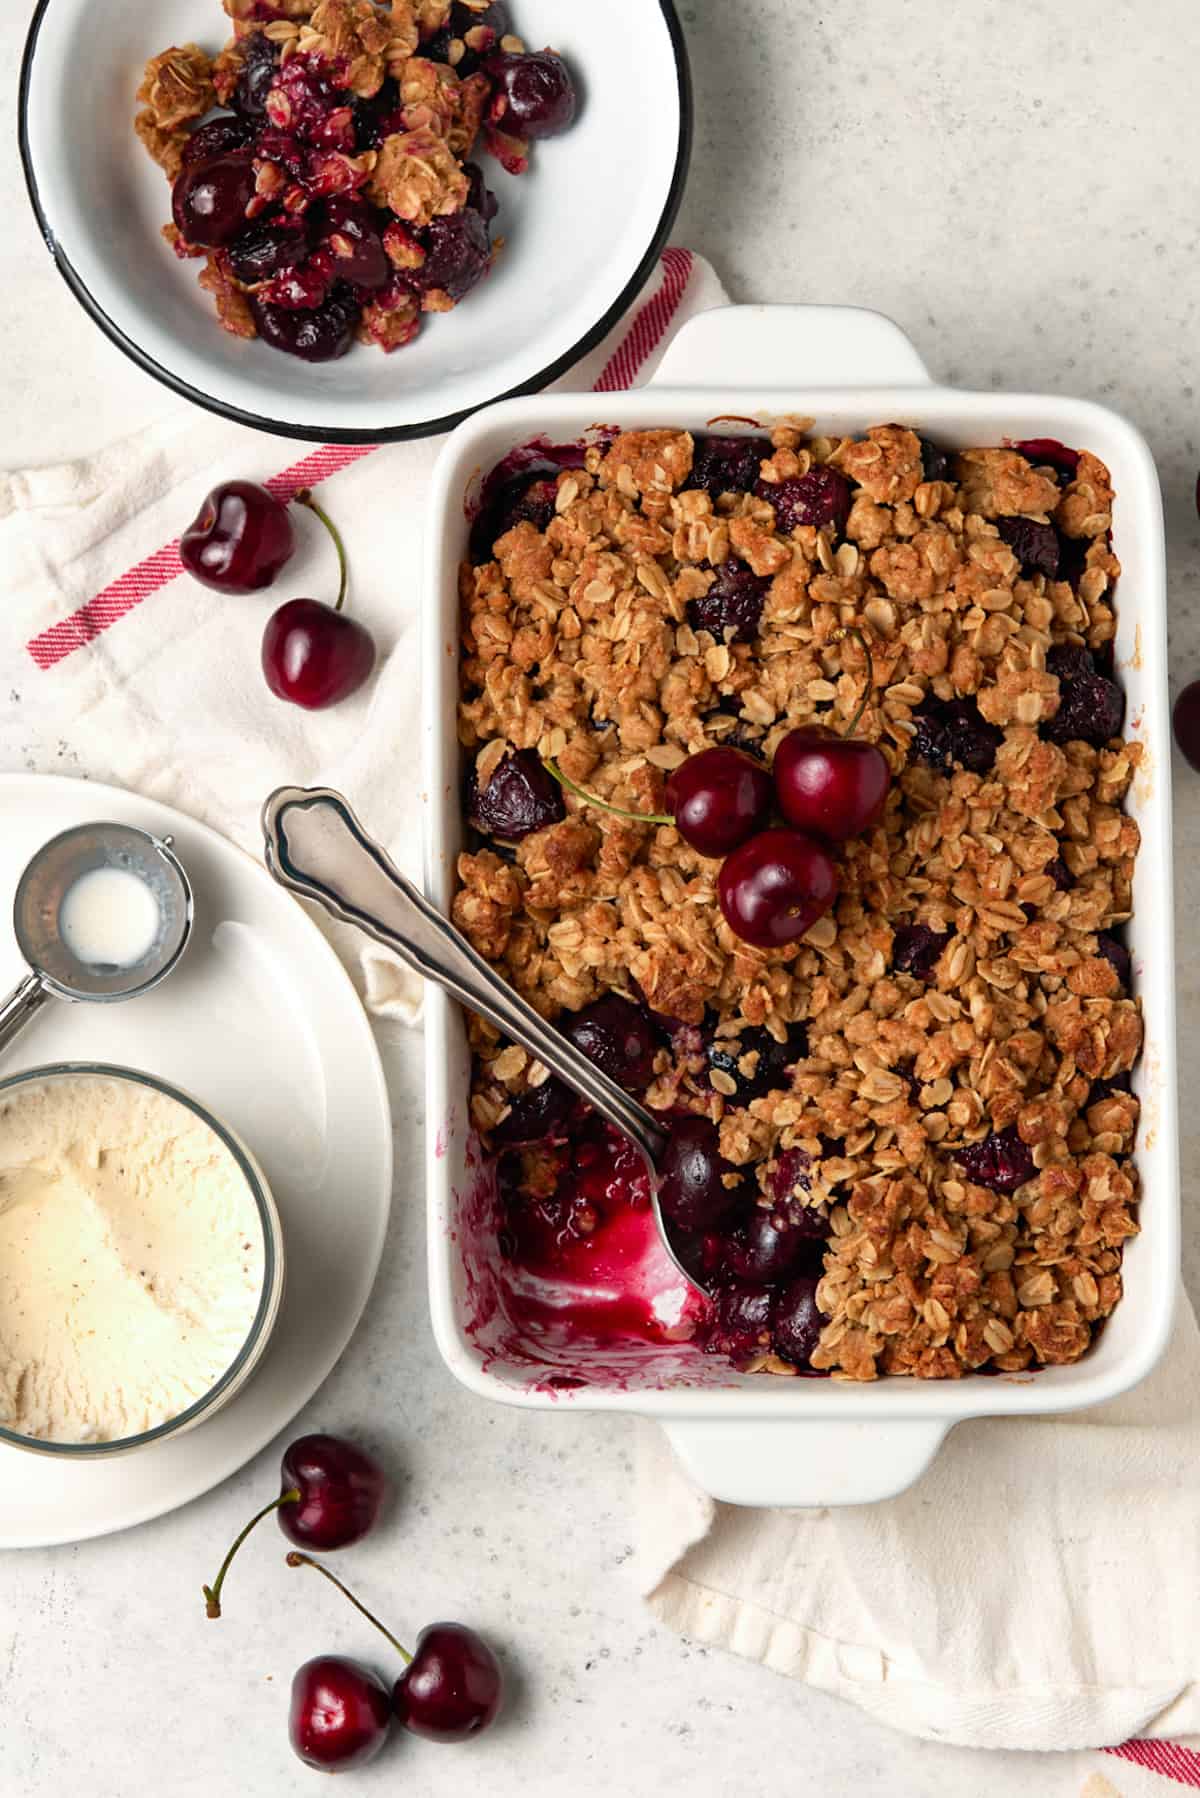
[[422, 304, 1178, 1508], [19, 0, 690, 442]]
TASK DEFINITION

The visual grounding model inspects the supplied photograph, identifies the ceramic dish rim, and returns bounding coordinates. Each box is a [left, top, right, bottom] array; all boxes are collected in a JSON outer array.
[[421, 346, 1179, 1426]]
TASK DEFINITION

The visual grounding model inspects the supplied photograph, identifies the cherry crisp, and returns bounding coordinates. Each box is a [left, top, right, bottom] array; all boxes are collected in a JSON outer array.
[[455, 424, 1142, 1382], [134, 1, 576, 360]]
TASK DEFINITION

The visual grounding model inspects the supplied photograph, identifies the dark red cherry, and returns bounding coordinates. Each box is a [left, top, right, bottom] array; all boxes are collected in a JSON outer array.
[[1173, 679, 1200, 771], [320, 196, 389, 290], [562, 994, 659, 1093], [394, 1624, 504, 1742], [757, 466, 852, 534], [657, 1116, 742, 1235], [232, 32, 279, 121], [1014, 438, 1080, 483], [226, 220, 311, 285], [726, 1202, 827, 1283], [492, 1075, 572, 1146], [201, 1432, 388, 1618], [262, 598, 376, 709], [467, 747, 565, 839], [484, 50, 577, 137], [956, 1125, 1036, 1194], [180, 480, 295, 595], [171, 150, 255, 247], [706, 1281, 773, 1358], [250, 290, 360, 362], [665, 746, 773, 857], [771, 1274, 827, 1367], [278, 1434, 388, 1551], [289, 1656, 391, 1771], [773, 727, 891, 843], [413, 206, 493, 301], [717, 828, 838, 949], [181, 114, 252, 170], [689, 434, 769, 498]]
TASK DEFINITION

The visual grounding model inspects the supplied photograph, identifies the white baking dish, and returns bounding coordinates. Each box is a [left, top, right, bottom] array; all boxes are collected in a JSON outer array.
[[422, 303, 1178, 1508]]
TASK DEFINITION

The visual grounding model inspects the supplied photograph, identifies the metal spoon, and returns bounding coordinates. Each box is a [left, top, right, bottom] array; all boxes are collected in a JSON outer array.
[[0, 822, 193, 1060], [260, 784, 706, 1294]]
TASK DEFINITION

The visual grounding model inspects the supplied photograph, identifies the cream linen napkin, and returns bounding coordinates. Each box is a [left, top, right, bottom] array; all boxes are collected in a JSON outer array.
[[637, 1290, 1200, 1754], [0, 248, 725, 1023]]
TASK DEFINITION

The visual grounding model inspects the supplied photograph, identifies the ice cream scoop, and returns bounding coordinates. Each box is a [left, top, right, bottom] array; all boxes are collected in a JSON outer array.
[[0, 822, 193, 1059]]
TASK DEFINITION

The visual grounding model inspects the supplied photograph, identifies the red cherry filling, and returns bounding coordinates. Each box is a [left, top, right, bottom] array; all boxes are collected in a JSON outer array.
[[250, 290, 360, 362], [484, 50, 577, 137], [468, 747, 566, 839], [686, 558, 770, 644], [997, 515, 1061, 580], [657, 1116, 743, 1235], [561, 994, 660, 1093], [756, 466, 852, 535], [1014, 437, 1080, 483], [181, 114, 252, 169], [955, 1125, 1036, 1194], [770, 1274, 827, 1367], [1043, 643, 1125, 747], [717, 828, 838, 949], [171, 149, 255, 247], [892, 923, 952, 981], [689, 433, 770, 498], [665, 746, 773, 857], [912, 695, 1003, 774], [704, 1022, 808, 1105]]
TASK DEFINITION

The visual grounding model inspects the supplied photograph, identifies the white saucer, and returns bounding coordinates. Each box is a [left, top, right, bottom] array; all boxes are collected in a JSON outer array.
[[0, 773, 393, 1547]]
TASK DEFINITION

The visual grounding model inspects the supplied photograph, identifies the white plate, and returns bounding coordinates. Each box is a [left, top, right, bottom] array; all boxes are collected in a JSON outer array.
[[19, 0, 690, 441], [0, 773, 392, 1547]]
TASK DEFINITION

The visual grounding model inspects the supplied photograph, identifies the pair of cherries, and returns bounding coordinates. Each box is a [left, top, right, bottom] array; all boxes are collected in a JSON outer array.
[[203, 1433, 503, 1770], [180, 479, 375, 708], [553, 629, 890, 949]]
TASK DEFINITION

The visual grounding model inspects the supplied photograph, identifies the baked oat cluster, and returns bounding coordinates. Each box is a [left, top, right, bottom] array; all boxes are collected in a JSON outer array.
[[134, 1, 576, 360], [453, 424, 1143, 1381]]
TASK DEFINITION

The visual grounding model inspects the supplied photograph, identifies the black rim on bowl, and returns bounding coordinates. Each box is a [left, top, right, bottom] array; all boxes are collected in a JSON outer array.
[[17, 2, 693, 445]]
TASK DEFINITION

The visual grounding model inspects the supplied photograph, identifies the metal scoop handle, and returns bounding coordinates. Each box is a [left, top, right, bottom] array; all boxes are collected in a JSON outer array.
[[0, 973, 49, 1058], [260, 786, 670, 1168]]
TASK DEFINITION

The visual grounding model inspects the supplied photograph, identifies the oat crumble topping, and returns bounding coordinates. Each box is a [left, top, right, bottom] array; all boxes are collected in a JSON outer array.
[[453, 424, 1142, 1381]]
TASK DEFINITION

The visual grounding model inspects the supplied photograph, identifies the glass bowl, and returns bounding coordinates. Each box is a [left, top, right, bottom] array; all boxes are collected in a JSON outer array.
[[0, 1062, 285, 1459]]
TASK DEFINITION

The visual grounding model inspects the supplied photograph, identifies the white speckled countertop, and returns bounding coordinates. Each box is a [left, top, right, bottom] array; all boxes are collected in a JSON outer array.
[[0, 3, 1195, 1792]]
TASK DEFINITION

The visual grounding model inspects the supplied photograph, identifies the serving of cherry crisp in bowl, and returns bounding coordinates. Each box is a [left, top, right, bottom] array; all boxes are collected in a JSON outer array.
[[451, 422, 1144, 1382], [134, 0, 577, 361]]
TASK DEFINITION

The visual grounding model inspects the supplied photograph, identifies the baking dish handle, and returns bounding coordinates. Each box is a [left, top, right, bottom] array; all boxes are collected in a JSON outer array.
[[661, 1416, 949, 1509], [650, 302, 932, 390]]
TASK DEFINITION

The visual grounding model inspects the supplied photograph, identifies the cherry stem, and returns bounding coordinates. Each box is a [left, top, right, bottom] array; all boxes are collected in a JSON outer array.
[[202, 1488, 301, 1619], [294, 488, 349, 613], [544, 759, 672, 828], [828, 625, 877, 739], [286, 1552, 412, 1665]]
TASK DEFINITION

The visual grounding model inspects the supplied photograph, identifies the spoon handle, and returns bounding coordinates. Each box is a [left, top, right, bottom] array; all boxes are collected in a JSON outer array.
[[0, 973, 50, 1060], [260, 786, 669, 1166]]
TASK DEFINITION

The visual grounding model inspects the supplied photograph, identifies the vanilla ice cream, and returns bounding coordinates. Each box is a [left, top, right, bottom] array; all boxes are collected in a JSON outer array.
[[0, 1072, 266, 1445]]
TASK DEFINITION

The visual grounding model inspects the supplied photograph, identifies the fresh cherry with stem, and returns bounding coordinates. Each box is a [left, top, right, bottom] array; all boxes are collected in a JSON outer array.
[[289, 1655, 392, 1771], [202, 1433, 387, 1618], [545, 743, 772, 858], [773, 627, 892, 843], [287, 1552, 504, 1744], [180, 479, 296, 595], [262, 490, 377, 709]]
